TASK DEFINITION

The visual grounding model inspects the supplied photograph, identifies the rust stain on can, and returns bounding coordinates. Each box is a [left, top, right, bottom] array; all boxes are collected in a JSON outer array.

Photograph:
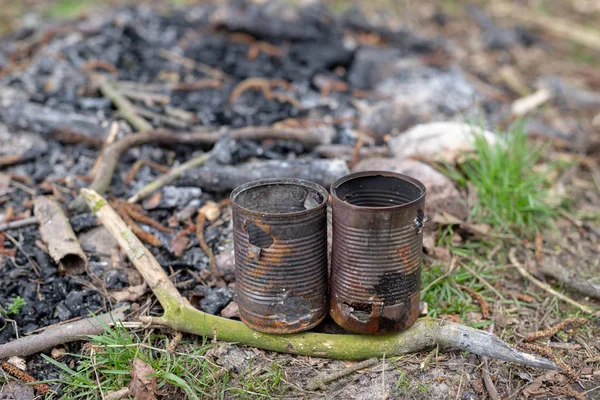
[[231, 178, 329, 334], [329, 170, 427, 334]]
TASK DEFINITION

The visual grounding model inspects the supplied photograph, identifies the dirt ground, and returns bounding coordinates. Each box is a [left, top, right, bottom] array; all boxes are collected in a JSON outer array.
[[0, 1, 599, 399]]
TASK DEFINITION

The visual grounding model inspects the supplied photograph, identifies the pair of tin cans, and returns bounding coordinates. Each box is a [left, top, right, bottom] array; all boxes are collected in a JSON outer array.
[[230, 171, 426, 335]]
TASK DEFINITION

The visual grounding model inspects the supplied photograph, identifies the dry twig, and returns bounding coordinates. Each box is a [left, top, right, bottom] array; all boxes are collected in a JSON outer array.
[[481, 324, 500, 400], [128, 152, 211, 204], [508, 248, 594, 315], [97, 76, 153, 131], [307, 357, 379, 390], [0, 216, 38, 232]]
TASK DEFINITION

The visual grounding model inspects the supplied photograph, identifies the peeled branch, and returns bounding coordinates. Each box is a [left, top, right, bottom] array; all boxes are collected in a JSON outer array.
[[34, 196, 88, 275], [82, 188, 557, 370]]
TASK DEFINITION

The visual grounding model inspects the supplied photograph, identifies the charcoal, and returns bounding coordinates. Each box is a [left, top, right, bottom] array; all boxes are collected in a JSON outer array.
[[178, 159, 349, 191], [194, 286, 233, 315], [212, 4, 331, 41], [55, 303, 72, 321], [141, 186, 202, 210], [69, 213, 99, 233], [104, 269, 129, 290], [159, 247, 208, 269], [0, 98, 106, 138]]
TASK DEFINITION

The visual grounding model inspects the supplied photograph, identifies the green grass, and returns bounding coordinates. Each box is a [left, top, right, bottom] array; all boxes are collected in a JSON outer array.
[[227, 359, 286, 399], [1, 296, 25, 316], [42, 322, 228, 399], [41, 321, 289, 399], [393, 368, 431, 396], [441, 123, 557, 236]]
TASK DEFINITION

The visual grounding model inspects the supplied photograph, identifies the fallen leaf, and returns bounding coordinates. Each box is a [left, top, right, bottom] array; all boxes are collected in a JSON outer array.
[[51, 347, 67, 359], [129, 358, 158, 400], [111, 283, 148, 302]]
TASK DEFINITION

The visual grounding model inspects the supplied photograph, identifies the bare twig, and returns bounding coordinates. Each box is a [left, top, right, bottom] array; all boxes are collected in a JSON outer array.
[[422, 257, 457, 294], [540, 258, 600, 299], [0, 307, 128, 359], [105, 388, 130, 400], [128, 152, 211, 203], [307, 358, 379, 391], [97, 76, 153, 131], [82, 189, 558, 369], [158, 49, 230, 81], [90, 122, 120, 178], [0, 216, 38, 232], [481, 324, 500, 400], [508, 248, 594, 315]]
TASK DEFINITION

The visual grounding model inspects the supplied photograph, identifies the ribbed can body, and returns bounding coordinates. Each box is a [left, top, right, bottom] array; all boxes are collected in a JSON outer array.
[[231, 178, 329, 334], [330, 171, 427, 334]]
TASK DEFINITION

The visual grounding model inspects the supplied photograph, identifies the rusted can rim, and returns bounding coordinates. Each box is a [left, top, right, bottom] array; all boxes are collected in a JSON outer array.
[[231, 178, 329, 218], [330, 170, 427, 210]]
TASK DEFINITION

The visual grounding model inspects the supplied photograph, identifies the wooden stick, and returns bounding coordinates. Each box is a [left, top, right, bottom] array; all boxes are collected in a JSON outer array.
[[307, 357, 379, 390], [98, 76, 153, 132], [90, 121, 120, 178], [508, 248, 595, 315], [0, 307, 128, 359], [127, 152, 211, 203], [540, 258, 600, 300], [0, 216, 38, 232], [34, 196, 88, 275], [82, 189, 558, 369], [481, 324, 500, 400]]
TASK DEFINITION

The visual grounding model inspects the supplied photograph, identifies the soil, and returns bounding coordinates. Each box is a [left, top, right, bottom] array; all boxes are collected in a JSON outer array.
[[0, 1, 599, 399]]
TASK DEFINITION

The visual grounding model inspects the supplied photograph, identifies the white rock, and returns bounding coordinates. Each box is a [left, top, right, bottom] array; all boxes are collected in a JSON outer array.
[[388, 121, 498, 163]]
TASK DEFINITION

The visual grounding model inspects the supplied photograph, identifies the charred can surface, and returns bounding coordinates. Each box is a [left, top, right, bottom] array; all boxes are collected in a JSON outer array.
[[231, 178, 329, 334], [329, 171, 427, 334]]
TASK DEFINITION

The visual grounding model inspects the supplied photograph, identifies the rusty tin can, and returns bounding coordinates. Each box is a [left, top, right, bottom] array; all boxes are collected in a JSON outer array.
[[329, 171, 427, 334], [231, 178, 329, 334]]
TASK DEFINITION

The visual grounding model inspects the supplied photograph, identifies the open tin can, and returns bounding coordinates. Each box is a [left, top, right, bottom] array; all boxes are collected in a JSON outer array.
[[231, 178, 329, 334], [329, 171, 427, 334]]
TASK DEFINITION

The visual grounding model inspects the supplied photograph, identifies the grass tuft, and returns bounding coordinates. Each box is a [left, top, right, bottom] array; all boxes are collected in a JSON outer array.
[[442, 123, 556, 235], [42, 322, 227, 399]]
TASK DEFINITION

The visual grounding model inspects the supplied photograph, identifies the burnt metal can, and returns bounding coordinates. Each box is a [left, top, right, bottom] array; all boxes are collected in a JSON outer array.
[[231, 178, 329, 334], [329, 171, 427, 334]]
